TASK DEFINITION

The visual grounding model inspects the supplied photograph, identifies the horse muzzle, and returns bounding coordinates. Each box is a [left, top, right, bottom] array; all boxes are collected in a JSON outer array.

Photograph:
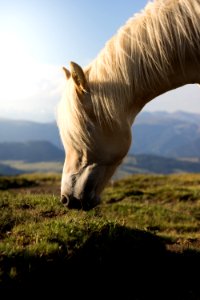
[[60, 194, 100, 211]]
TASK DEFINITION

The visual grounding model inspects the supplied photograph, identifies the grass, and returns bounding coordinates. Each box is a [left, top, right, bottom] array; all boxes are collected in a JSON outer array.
[[0, 173, 200, 298]]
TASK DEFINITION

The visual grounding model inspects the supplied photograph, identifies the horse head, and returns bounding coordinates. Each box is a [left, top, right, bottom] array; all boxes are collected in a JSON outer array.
[[57, 0, 200, 210], [57, 62, 131, 210]]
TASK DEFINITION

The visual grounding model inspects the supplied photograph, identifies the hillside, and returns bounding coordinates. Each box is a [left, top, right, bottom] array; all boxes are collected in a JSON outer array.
[[0, 141, 64, 162], [0, 163, 23, 175], [114, 154, 200, 179], [1, 142, 200, 176], [0, 173, 199, 298]]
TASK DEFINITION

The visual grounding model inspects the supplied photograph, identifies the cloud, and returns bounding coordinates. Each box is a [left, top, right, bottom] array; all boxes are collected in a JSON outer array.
[[0, 62, 66, 122]]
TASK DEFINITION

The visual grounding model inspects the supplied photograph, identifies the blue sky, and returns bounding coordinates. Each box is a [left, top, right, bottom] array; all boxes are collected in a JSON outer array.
[[0, 0, 147, 65], [0, 0, 200, 122]]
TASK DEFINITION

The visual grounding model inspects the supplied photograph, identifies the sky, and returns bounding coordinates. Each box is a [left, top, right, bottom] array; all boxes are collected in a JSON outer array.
[[0, 0, 200, 122]]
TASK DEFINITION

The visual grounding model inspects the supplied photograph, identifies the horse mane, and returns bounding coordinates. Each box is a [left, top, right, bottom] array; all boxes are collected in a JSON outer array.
[[58, 0, 200, 151]]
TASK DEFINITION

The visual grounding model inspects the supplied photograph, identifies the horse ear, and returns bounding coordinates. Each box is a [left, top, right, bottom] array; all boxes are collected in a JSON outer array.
[[70, 61, 90, 94], [63, 67, 71, 79]]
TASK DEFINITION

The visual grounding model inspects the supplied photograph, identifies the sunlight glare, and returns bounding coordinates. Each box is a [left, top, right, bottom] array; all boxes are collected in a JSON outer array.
[[0, 30, 38, 102]]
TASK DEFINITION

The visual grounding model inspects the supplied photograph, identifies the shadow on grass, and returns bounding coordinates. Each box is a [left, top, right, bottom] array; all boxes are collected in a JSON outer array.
[[1, 224, 200, 299], [0, 177, 37, 190]]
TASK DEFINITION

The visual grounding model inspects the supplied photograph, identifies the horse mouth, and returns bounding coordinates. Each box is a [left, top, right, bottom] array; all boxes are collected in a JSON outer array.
[[61, 194, 100, 211]]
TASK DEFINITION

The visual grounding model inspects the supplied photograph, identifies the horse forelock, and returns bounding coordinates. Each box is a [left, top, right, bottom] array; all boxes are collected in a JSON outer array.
[[57, 80, 94, 151]]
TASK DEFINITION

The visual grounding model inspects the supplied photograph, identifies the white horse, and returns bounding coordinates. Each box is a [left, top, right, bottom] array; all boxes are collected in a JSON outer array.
[[57, 0, 200, 210]]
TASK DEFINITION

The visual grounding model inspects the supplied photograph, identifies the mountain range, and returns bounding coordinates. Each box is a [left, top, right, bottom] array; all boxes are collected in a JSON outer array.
[[0, 111, 200, 176], [0, 141, 64, 162], [0, 118, 62, 148], [130, 111, 200, 157], [1, 111, 200, 157]]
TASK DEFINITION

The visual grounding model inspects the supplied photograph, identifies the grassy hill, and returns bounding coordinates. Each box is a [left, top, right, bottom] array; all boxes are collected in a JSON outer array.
[[0, 173, 200, 298]]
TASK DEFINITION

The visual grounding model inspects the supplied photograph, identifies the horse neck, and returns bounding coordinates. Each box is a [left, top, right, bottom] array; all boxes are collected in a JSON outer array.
[[137, 55, 200, 114], [88, 0, 200, 124]]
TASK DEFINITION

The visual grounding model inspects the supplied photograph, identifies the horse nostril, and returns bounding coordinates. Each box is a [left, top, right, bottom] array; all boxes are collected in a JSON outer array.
[[60, 195, 70, 205]]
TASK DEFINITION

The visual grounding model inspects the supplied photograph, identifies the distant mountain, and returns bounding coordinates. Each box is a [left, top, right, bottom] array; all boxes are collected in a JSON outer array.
[[130, 111, 200, 157], [1, 110, 200, 158], [1, 143, 200, 176], [134, 110, 200, 124], [0, 141, 64, 162], [1, 111, 200, 176], [116, 154, 200, 178], [0, 119, 63, 149], [0, 163, 23, 176]]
